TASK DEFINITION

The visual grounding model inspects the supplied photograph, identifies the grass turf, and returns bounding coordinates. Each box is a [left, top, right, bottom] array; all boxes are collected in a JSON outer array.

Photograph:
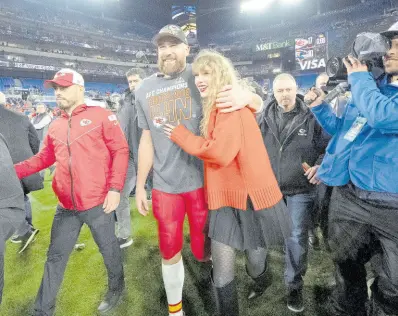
[[1, 172, 335, 316]]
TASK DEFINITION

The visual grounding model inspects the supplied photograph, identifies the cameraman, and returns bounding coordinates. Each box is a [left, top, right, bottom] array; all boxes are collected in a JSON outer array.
[[305, 25, 398, 316]]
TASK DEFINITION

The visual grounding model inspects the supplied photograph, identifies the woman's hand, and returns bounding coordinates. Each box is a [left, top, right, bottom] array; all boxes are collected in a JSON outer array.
[[163, 123, 178, 139]]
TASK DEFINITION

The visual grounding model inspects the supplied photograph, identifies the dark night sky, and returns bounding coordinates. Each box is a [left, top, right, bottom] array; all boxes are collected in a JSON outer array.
[[27, 0, 394, 42], [118, 0, 392, 42], [119, 0, 386, 28]]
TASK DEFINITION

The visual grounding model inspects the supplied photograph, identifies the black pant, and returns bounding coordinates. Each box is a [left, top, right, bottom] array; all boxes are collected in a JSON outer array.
[[34, 204, 124, 316], [0, 208, 25, 304], [328, 185, 398, 315], [314, 184, 333, 245]]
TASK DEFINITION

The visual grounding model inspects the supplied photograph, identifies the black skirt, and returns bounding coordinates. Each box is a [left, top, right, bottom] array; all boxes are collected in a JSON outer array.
[[208, 199, 291, 251]]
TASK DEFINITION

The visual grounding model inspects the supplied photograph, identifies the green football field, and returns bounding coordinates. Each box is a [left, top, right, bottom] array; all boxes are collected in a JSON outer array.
[[1, 172, 335, 316]]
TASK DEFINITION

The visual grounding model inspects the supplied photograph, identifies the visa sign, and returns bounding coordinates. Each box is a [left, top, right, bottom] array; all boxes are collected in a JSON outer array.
[[298, 58, 326, 70]]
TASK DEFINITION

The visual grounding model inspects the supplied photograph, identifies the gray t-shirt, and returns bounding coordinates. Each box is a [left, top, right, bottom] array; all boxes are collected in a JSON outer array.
[[135, 65, 204, 194]]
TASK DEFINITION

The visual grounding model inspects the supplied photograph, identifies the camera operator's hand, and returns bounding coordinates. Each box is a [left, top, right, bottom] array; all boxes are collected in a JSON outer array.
[[343, 55, 368, 75], [304, 87, 326, 108]]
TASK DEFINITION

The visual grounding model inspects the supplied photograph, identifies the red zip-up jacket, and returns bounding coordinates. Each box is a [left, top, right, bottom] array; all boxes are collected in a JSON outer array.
[[14, 104, 129, 211]]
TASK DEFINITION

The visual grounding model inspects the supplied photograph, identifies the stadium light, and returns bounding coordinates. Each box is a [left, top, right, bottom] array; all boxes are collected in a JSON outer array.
[[281, 0, 303, 4], [240, 0, 276, 13]]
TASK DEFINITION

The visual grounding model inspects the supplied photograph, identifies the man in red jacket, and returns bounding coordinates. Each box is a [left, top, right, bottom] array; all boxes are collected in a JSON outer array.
[[14, 69, 129, 315]]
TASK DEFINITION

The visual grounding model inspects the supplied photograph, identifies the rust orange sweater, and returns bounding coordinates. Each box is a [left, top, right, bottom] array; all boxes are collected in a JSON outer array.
[[171, 107, 282, 211]]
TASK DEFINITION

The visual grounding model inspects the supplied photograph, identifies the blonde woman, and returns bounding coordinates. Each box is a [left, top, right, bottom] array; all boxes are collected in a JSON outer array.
[[164, 50, 291, 316]]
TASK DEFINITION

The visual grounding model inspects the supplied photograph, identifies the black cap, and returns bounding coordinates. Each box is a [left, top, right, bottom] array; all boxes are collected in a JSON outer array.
[[152, 25, 188, 46], [381, 21, 398, 39]]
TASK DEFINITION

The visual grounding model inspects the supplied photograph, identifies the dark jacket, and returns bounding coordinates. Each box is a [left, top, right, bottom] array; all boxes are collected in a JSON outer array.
[[258, 97, 330, 196], [0, 106, 43, 194], [0, 133, 25, 210], [117, 89, 141, 167]]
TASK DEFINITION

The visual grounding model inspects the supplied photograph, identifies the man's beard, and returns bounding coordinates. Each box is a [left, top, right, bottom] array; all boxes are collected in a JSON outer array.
[[280, 99, 296, 111], [282, 99, 293, 105], [384, 65, 398, 74], [158, 58, 185, 76], [57, 100, 74, 111], [384, 59, 398, 76], [386, 68, 398, 75]]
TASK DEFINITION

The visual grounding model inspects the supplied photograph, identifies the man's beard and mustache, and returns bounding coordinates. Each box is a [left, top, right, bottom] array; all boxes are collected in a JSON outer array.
[[56, 99, 74, 111], [383, 56, 398, 75], [281, 98, 293, 105], [158, 57, 185, 76]]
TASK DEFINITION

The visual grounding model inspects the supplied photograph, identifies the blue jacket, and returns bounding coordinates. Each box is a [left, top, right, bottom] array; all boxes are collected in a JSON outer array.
[[311, 71, 398, 193]]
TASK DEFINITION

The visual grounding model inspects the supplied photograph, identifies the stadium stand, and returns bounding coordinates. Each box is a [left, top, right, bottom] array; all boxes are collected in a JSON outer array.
[[1, 0, 397, 102], [208, 1, 391, 45]]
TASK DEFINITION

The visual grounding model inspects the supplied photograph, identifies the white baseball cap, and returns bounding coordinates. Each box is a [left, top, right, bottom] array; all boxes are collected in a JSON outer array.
[[381, 21, 398, 39], [44, 68, 84, 88]]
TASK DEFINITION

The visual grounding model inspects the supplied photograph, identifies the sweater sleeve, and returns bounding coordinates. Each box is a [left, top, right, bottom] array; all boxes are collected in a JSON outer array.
[[171, 111, 242, 167]]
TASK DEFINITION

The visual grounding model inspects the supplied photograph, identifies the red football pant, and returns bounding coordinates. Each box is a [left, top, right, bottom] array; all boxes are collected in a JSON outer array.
[[152, 187, 211, 261]]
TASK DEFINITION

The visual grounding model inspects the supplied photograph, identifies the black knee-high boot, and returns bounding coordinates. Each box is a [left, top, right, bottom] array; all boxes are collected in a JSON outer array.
[[246, 264, 273, 300], [212, 276, 239, 316]]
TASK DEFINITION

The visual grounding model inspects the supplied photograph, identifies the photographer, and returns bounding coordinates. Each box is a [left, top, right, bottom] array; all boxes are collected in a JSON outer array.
[[305, 24, 398, 316]]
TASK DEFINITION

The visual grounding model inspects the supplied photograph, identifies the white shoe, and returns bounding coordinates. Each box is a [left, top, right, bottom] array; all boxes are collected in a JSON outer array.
[[118, 238, 133, 249]]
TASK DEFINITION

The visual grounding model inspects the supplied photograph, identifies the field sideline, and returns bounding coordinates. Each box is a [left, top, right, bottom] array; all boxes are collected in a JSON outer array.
[[1, 172, 334, 316]]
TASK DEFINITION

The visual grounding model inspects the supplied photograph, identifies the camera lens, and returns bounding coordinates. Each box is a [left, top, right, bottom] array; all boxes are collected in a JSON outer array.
[[326, 57, 347, 79]]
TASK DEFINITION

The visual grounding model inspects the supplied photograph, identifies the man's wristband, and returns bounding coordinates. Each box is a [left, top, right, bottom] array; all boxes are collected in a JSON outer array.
[[109, 188, 121, 193]]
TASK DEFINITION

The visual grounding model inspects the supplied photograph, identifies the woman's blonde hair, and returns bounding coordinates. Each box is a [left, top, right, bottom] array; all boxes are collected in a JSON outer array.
[[192, 50, 241, 137]]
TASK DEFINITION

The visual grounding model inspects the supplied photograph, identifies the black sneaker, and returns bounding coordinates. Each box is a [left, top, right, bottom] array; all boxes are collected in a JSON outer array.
[[98, 290, 124, 314], [10, 235, 23, 244], [287, 289, 304, 313], [118, 238, 133, 249], [18, 229, 39, 254]]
